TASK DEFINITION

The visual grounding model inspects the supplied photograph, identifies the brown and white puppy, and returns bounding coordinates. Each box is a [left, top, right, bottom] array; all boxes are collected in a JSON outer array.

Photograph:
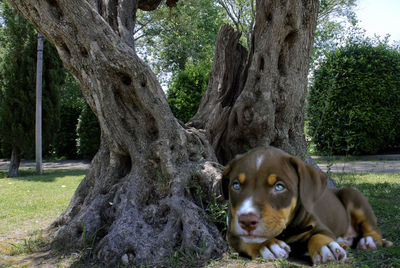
[[222, 146, 393, 265]]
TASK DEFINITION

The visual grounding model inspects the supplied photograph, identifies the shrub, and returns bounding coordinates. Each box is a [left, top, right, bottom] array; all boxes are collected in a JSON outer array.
[[307, 40, 400, 155], [54, 73, 85, 159], [167, 61, 209, 123], [76, 104, 100, 159]]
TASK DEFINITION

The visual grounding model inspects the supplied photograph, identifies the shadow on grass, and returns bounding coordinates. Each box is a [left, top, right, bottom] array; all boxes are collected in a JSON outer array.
[[0, 169, 87, 182]]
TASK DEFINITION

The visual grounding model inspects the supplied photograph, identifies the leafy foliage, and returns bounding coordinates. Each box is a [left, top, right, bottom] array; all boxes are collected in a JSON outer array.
[[135, 0, 225, 76], [76, 104, 100, 159], [307, 38, 400, 155], [215, 0, 255, 49], [54, 73, 85, 159], [167, 61, 209, 123], [312, 0, 359, 72]]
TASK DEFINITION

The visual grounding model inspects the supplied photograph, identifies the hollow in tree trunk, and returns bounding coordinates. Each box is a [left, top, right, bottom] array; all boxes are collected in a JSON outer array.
[[7, 0, 322, 265]]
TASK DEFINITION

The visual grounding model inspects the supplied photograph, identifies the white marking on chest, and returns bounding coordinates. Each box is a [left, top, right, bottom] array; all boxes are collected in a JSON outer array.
[[256, 155, 264, 170]]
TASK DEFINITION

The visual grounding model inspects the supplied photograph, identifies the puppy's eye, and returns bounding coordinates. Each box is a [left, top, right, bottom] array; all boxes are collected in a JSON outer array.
[[274, 183, 285, 192], [232, 181, 241, 191]]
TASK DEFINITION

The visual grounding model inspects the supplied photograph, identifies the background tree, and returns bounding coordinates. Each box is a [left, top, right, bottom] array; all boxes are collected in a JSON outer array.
[[0, 1, 64, 177], [307, 37, 400, 155], [311, 0, 358, 71], [163, 0, 360, 129], [215, 0, 255, 49], [55, 72, 102, 160], [135, 0, 225, 80], [134, 0, 227, 127], [76, 103, 101, 159], [8, 0, 319, 266], [166, 60, 209, 122], [53, 73, 85, 159]]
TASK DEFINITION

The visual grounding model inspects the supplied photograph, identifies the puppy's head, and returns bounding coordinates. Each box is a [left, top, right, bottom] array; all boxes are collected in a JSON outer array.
[[222, 146, 327, 244]]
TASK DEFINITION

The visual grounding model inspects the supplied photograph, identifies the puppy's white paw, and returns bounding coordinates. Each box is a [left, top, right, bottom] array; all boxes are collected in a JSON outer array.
[[328, 241, 347, 261], [383, 238, 393, 247], [357, 236, 377, 250], [259, 240, 291, 259], [312, 241, 347, 264]]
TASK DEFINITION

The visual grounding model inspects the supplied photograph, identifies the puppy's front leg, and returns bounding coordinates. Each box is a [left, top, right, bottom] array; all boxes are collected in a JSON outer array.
[[308, 234, 347, 264]]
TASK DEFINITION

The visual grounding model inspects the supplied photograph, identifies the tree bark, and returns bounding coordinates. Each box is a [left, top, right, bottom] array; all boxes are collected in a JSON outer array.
[[191, 1, 319, 164], [190, 2, 336, 187], [8, 146, 22, 178], [8, 0, 226, 265], [189, 24, 248, 163], [7, 0, 323, 265]]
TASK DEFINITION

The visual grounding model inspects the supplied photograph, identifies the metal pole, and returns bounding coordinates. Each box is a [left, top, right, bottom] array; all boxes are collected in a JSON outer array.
[[36, 33, 43, 174]]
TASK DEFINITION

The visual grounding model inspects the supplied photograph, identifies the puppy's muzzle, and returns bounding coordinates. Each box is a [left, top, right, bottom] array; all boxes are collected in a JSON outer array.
[[239, 213, 259, 233]]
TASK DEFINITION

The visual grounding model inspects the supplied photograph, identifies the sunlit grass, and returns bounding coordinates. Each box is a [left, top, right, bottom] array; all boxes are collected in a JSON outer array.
[[333, 173, 400, 267], [0, 169, 86, 236], [0, 169, 398, 267]]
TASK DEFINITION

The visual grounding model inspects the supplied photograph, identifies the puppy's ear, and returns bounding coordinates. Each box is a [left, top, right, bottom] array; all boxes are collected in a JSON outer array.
[[220, 152, 245, 200], [289, 157, 327, 211], [220, 164, 231, 200]]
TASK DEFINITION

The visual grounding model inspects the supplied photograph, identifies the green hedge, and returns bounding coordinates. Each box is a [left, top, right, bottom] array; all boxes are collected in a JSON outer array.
[[307, 41, 400, 155]]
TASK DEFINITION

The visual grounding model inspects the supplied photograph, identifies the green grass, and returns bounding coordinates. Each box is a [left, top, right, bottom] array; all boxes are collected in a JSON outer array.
[[334, 173, 400, 267], [0, 169, 398, 267], [0, 169, 86, 236]]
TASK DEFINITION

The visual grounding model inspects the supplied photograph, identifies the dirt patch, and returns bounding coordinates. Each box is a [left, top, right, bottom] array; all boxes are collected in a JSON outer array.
[[0, 229, 82, 268]]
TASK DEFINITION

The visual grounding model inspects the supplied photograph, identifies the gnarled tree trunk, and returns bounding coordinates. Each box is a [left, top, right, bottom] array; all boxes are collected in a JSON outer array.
[[8, 0, 321, 265], [191, 1, 318, 164]]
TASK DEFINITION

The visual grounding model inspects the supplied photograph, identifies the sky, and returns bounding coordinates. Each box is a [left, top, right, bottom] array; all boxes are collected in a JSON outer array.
[[356, 0, 400, 43]]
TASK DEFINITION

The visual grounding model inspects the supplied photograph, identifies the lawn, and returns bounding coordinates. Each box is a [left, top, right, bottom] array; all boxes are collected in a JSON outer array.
[[0, 169, 399, 267], [0, 169, 86, 236], [0, 169, 86, 266], [334, 173, 400, 267]]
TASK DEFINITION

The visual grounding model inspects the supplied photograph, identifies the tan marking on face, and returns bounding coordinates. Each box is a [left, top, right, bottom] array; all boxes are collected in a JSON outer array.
[[260, 198, 297, 237], [352, 209, 382, 245], [230, 206, 237, 232], [238, 173, 246, 184], [308, 234, 334, 259], [267, 174, 277, 185], [278, 197, 298, 226]]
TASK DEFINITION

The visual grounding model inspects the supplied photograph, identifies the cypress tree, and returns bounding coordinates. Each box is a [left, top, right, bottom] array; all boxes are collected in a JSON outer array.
[[0, 1, 64, 177]]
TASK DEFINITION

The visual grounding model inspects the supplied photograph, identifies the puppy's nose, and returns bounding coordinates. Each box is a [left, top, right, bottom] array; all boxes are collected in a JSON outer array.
[[239, 213, 259, 232]]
